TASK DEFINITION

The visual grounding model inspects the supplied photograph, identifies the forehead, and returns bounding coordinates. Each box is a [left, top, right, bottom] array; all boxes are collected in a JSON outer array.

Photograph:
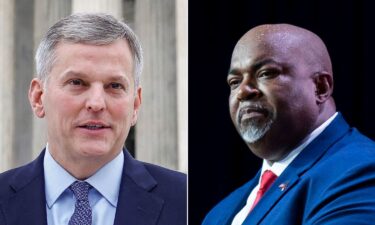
[[52, 40, 134, 77], [55, 39, 132, 60], [230, 32, 302, 70]]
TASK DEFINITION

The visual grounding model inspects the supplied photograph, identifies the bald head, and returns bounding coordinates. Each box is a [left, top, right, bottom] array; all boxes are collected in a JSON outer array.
[[228, 24, 336, 161], [235, 24, 332, 76]]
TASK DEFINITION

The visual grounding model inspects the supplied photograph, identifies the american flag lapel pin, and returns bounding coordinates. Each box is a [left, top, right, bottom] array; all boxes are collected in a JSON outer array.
[[279, 183, 288, 191]]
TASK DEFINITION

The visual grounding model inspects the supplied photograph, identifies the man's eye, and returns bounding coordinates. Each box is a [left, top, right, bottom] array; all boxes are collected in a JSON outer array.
[[228, 79, 241, 89], [258, 70, 278, 78], [109, 83, 125, 89], [69, 79, 84, 85]]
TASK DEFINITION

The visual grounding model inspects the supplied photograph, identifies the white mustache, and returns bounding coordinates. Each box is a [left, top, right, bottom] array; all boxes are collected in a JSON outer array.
[[237, 103, 270, 124]]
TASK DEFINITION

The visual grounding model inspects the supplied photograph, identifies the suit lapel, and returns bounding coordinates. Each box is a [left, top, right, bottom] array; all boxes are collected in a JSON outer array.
[[243, 114, 350, 225], [1, 151, 47, 225], [114, 150, 164, 225], [243, 173, 300, 225], [219, 172, 261, 225]]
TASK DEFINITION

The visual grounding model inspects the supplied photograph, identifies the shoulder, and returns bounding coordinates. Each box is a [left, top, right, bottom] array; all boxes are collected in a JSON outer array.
[[203, 177, 257, 225], [123, 150, 186, 191], [140, 161, 187, 203], [130, 160, 187, 224], [338, 127, 375, 148], [299, 127, 375, 186], [142, 162, 186, 186], [321, 128, 375, 167], [288, 128, 375, 223], [122, 151, 186, 203], [0, 166, 19, 196], [0, 153, 44, 199], [300, 114, 375, 180], [0, 163, 34, 199]]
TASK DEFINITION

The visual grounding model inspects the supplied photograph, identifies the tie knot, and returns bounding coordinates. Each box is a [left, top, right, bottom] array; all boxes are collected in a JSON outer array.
[[259, 170, 277, 192], [70, 181, 91, 201]]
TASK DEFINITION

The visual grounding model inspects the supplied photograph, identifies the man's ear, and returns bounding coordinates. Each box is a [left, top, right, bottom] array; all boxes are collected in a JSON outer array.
[[28, 78, 45, 118], [313, 72, 333, 104], [131, 86, 142, 126]]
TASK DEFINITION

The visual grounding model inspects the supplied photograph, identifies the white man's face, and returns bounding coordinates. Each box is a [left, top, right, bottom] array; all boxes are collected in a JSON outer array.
[[29, 40, 141, 164]]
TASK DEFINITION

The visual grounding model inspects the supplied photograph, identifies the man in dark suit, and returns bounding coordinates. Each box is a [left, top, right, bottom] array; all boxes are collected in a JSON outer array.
[[0, 13, 186, 225], [203, 24, 375, 224]]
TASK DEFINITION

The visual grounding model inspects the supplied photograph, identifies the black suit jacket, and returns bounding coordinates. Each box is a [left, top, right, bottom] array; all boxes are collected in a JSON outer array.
[[0, 149, 187, 225]]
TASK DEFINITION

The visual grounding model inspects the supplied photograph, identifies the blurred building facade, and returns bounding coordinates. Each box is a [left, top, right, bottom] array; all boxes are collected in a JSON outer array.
[[0, 0, 187, 172]]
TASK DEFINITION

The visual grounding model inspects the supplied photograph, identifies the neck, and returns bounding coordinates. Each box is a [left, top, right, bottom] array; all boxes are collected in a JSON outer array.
[[249, 107, 337, 162], [48, 148, 120, 180]]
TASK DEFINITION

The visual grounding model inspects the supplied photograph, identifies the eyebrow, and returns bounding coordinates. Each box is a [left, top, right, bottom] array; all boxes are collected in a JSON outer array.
[[228, 58, 280, 76], [61, 70, 130, 84], [60, 70, 88, 80], [106, 75, 129, 83]]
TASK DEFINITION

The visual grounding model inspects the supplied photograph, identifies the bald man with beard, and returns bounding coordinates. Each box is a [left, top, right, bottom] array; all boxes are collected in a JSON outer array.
[[203, 24, 375, 225]]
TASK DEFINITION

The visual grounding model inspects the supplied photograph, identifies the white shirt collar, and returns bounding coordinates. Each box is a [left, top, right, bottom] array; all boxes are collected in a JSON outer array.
[[261, 112, 338, 177], [44, 145, 124, 208]]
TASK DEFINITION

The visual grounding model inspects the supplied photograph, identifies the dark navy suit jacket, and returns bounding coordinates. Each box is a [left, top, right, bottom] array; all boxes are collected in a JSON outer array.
[[203, 114, 375, 225], [0, 149, 186, 225]]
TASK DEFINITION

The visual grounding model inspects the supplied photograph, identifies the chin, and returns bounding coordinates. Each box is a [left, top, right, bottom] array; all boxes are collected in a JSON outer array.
[[241, 129, 266, 143], [240, 120, 273, 144], [78, 143, 116, 158]]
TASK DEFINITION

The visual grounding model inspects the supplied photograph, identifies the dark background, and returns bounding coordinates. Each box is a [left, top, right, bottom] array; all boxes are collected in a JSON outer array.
[[188, 0, 375, 224]]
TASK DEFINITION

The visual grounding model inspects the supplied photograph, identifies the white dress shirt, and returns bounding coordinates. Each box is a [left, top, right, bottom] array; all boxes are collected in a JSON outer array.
[[44, 145, 124, 225], [231, 112, 338, 225]]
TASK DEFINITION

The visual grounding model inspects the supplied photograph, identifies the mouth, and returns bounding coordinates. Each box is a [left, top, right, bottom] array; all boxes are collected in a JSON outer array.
[[78, 122, 111, 130], [238, 105, 270, 123]]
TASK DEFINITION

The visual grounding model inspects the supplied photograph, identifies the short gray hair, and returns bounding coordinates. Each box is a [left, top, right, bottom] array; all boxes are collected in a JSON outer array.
[[35, 13, 143, 86]]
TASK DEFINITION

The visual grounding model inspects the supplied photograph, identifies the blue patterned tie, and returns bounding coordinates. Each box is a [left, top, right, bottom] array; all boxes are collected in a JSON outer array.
[[69, 181, 92, 225]]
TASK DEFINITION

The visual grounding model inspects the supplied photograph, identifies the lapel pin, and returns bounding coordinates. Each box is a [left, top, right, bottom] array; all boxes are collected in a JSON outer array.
[[279, 183, 288, 191]]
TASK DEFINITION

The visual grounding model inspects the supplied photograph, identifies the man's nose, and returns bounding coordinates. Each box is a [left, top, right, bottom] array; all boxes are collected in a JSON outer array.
[[236, 81, 261, 101], [85, 86, 106, 112]]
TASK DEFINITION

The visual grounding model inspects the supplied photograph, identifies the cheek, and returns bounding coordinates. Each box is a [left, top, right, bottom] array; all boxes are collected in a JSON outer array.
[[258, 84, 281, 107], [229, 94, 239, 121], [112, 105, 134, 140], [267, 82, 316, 116], [110, 99, 134, 121], [45, 94, 82, 123]]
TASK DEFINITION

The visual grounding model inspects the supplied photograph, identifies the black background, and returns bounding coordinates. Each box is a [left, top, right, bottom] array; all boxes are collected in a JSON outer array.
[[188, 0, 375, 224]]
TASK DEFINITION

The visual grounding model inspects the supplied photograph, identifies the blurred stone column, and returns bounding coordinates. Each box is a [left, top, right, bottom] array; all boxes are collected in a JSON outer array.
[[0, 0, 15, 171], [176, 0, 188, 172], [32, 0, 72, 157], [135, 0, 182, 170], [13, 0, 35, 166], [72, 0, 123, 19]]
